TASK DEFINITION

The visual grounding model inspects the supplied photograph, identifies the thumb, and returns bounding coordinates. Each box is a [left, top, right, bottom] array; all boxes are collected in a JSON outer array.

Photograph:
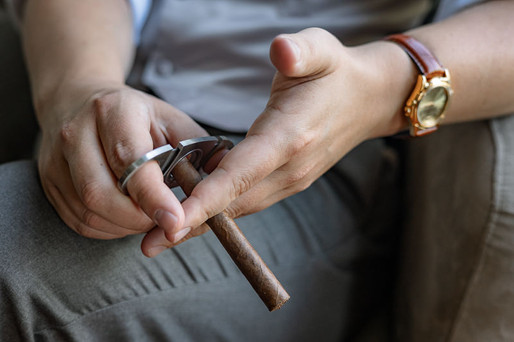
[[269, 27, 343, 78]]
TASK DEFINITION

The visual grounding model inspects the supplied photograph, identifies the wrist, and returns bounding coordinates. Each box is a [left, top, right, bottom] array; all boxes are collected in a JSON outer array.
[[34, 77, 126, 127], [350, 40, 418, 138]]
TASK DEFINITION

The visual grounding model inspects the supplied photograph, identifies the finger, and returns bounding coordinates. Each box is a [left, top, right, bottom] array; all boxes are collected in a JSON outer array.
[[203, 148, 230, 174], [93, 93, 189, 240], [225, 158, 325, 218], [153, 97, 209, 145], [50, 184, 134, 239], [180, 134, 287, 230], [270, 27, 342, 78], [96, 93, 211, 242], [128, 96, 210, 243], [141, 223, 210, 258], [125, 160, 187, 242], [42, 158, 143, 239], [63, 125, 155, 231], [94, 91, 158, 178]]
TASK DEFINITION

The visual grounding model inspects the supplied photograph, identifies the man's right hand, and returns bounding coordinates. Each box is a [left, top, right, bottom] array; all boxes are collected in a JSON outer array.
[[37, 85, 208, 248], [19, 0, 212, 257]]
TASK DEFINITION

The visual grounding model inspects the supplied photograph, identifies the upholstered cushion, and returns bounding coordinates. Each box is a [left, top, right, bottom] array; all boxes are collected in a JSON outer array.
[[0, 10, 38, 163], [396, 116, 514, 341]]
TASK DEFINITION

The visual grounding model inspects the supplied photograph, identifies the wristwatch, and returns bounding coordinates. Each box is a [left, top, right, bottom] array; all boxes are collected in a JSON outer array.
[[385, 34, 453, 137]]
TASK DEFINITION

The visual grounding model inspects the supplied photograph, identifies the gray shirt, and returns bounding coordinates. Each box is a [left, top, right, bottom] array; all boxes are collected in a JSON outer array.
[[139, 0, 433, 132], [6, 0, 485, 132]]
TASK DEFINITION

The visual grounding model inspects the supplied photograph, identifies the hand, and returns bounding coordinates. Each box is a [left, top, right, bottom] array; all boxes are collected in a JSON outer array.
[[141, 27, 413, 255], [37, 84, 208, 254]]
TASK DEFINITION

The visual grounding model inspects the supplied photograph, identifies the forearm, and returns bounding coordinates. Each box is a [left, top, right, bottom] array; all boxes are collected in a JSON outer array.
[[407, 0, 514, 124], [20, 0, 134, 120], [372, 0, 514, 137]]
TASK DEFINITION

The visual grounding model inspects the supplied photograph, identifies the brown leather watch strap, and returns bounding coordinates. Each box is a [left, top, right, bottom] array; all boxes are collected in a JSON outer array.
[[384, 34, 445, 78]]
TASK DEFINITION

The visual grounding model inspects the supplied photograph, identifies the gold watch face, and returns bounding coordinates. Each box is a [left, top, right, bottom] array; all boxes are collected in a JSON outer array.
[[417, 85, 449, 127]]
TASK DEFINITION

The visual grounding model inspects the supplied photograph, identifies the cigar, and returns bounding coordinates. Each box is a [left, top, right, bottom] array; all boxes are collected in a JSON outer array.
[[171, 158, 290, 311]]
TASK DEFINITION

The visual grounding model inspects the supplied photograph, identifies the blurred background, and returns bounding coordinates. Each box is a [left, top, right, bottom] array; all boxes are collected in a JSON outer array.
[[0, 3, 39, 163]]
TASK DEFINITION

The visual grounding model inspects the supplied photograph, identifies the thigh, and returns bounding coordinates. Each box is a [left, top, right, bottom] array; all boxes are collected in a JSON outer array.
[[0, 141, 400, 342]]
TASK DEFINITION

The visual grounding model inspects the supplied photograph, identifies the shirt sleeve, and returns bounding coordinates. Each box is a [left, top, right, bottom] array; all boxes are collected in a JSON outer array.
[[4, 0, 152, 45]]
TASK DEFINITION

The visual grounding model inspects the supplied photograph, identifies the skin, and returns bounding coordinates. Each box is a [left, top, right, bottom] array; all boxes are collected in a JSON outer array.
[[19, 0, 514, 257]]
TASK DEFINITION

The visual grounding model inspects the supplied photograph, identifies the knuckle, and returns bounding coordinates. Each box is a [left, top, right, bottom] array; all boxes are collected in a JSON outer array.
[[291, 177, 313, 194], [295, 179, 312, 193], [79, 180, 105, 210], [285, 166, 311, 186], [59, 122, 77, 146], [217, 165, 255, 199], [92, 92, 116, 118], [73, 222, 95, 238], [93, 92, 142, 173], [110, 139, 137, 172], [231, 174, 254, 198], [283, 163, 315, 193], [301, 27, 340, 74], [288, 131, 316, 156], [224, 204, 244, 219], [81, 208, 102, 230]]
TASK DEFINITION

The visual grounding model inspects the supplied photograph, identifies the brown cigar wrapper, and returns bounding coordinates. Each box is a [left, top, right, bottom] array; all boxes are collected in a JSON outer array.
[[171, 158, 290, 311]]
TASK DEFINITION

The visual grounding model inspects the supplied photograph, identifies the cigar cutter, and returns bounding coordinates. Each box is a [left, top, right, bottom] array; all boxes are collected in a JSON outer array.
[[118, 136, 233, 194]]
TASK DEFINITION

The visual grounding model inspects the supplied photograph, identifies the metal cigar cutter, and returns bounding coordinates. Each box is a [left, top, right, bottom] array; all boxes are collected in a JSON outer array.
[[118, 136, 234, 194]]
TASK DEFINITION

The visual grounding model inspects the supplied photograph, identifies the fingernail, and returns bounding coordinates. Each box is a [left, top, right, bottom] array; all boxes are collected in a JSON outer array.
[[285, 37, 301, 62], [173, 227, 191, 244], [147, 245, 167, 258], [154, 210, 177, 230]]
